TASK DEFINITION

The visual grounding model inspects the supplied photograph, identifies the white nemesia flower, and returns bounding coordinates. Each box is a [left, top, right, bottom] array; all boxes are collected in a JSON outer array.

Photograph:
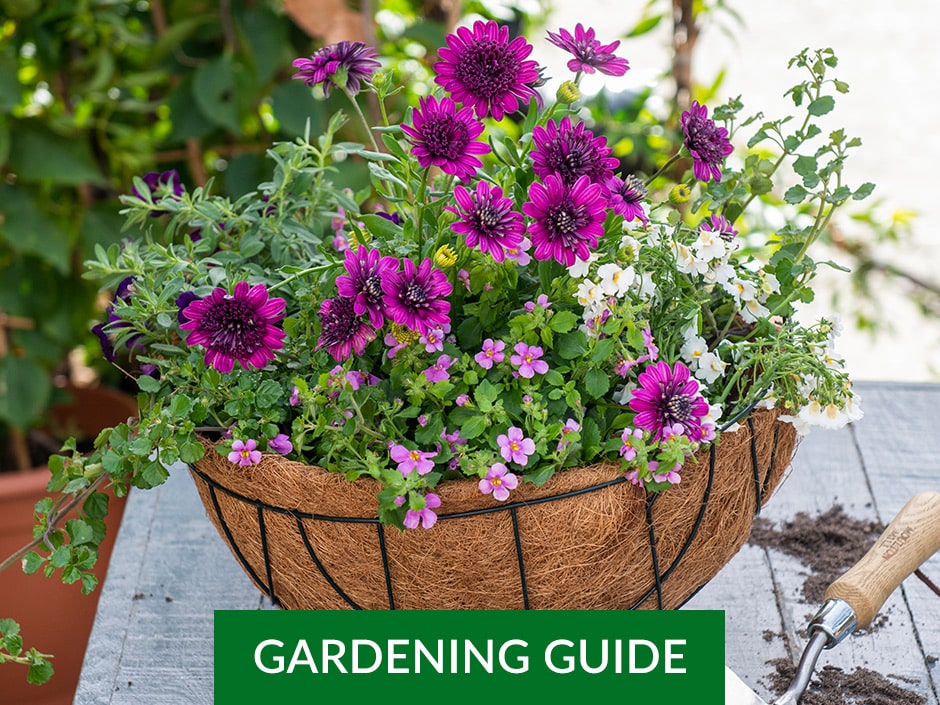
[[680, 333, 708, 365], [567, 252, 600, 278], [694, 229, 727, 261], [741, 297, 771, 324], [673, 242, 709, 276], [724, 277, 758, 304], [704, 260, 736, 287], [597, 263, 635, 297], [695, 350, 728, 384], [575, 279, 603, 308], [759, 270, 780, 295]]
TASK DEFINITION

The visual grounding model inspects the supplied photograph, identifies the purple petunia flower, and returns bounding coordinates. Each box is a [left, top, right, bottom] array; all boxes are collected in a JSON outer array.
[[179, 282, 286, 374], [381, 257, 453, 335], [681, 100, 734, 183], [404, 492, 442, 529], [605, 174, 649, 223], [530, 116, 618, 188], [479, 462, 519, 502], [390, 443, 437, 476], [423, 354, 456, 384], [93, 276, 140, 362], [401, 95, 491, 182], [474, 338, 506, 369], [629, 360, 710, 442], [335, 245, 398, 328], [267, 433, 293, 455], [132, 170, 184, 216], [175, 291, 199, 325], [524, 174, 607, 267], [291, 41, 381, 97], [701, 213, 738, 240], [228, 439, 262, 467], [546, 23, 630, 77], [446, 181, 525, 262], [316, 295, 377, 362], [434, 20, 541, 121], [510, 342, 549, 378], [497, 426, 536, 466]]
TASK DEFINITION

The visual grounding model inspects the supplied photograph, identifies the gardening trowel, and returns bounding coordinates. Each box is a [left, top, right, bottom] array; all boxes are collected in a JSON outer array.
[[725, 490, 940, 705]]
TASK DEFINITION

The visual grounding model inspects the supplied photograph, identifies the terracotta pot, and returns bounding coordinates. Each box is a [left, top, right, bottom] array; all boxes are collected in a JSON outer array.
[[0, 385, 137, 705]]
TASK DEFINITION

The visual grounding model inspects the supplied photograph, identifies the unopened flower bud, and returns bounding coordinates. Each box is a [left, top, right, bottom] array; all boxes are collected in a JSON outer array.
[[434, 244, 458, 269], [371, 71, 388, 89], [556, 80, 581, 105], [669, 183, 692, 204]]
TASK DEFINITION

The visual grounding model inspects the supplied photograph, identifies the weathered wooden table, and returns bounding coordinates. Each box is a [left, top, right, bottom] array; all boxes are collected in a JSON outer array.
[[74, 381, 940, 704]]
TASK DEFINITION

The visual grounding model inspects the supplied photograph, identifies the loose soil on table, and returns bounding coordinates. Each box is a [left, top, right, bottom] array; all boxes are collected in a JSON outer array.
[[765, 658, 926, 705], [748, 504, 884, 604]]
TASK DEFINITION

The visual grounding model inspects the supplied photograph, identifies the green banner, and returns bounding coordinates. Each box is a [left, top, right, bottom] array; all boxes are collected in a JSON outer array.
[[215, 610, 724, 703]]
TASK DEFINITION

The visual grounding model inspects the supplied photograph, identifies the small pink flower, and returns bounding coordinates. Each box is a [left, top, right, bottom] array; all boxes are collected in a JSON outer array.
[[510, 342, 549, 378], [228, 439, 262, 467], [423, 354, 456, 383], [557, 418, 580, 451], [620, 427, 643, 461], [457, 269, 471, 291], [383, 331, 408, 359], [267, 433, 293, 455], [505, 237, 532, 266], [455, 393, 470, 407], [390, 443, 437, 476], [524, 294, 552, 312], [419, 327, 445, 353], [479, 462, 519, 501], [404, 492, 442, 529], [289, 386, 301, 406], [497, 426, 536, 466], [474, 338, 505, 369], [653, 463, 682, 485]]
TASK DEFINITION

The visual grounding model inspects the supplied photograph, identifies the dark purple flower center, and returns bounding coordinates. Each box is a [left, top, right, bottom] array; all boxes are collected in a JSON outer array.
[[402, 282, 430, 309], [664, 392, 694, 423], [618, 175, 646, 203], [544, 201, 589, 242], [363, 274, 385, 305], [203, 298, 266, 358], [421, 116, 470, 160], [468, 202, 505, 235], [684, 115, 726, 165], [538, 130, 611, 186], [456, 40, 521, 100]]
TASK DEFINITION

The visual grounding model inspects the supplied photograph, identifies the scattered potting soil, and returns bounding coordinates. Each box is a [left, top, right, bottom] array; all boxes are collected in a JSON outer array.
[[748, 504, 884, 604], [765, 658, 926, 705]]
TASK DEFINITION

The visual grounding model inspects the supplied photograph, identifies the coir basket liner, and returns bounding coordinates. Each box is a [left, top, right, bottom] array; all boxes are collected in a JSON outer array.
[[189, 408, 796, 610]]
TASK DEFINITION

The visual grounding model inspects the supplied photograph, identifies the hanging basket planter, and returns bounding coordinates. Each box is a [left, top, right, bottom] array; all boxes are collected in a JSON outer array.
[[188, 407, 796, 611]]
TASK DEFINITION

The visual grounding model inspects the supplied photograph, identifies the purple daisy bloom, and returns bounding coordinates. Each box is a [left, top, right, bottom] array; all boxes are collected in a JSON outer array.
[[629, 360, 710, 442], [316, 295, 377, 362], [175, 291, 199, 325], [680, 100, 734, 183], [530, 116, 618, 188], [382, 257, 453, 335], [446, 181, 525, 262], [433, 19, 541, 121], [524, 174, 607, 267], [335, 245, 399, 328], [546, 23, 630, 77], [605, 174, 649, 223], [401, 95, 491, 182], [291, 41, 381, 97], [180, 282, 286, 374], [701, 213, 738, 240]]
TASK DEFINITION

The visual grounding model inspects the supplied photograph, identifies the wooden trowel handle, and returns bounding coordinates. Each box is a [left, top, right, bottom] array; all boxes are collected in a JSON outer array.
[[824, 491, 940, 628]]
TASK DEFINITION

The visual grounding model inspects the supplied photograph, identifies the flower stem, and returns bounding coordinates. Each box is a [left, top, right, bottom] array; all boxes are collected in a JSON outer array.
[[645, 152, 682, 187], [268, 263, 335, 293], [342, 86, 381, 153]]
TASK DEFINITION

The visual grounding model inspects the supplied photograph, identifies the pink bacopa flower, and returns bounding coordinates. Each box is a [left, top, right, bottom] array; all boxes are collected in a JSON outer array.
[[228, 439, 262, 467], [557, 418, 581, 451], [419, 327, 445, 353], [401, 95, 491, 182], [524, 294, 552, 312], [433, 19, 540, 121], [267, 433, 293, 455], [474, 338, 506, 369], [652, 462, 682, 485], [680, 100, 734, 183], [390, 443, 437, 476], [545, 23, 630, 77], [504, 237, 533, 266], [479, 462, 519, 501], [179, 281, 286, 374], [289, 386, 301, 406], [291, 41, 381, 97], [619, 427, 643, 461], [497, 426, 536, 466], [455, 393, 470, 407], [510, 342, 549, 378], [423, 354, 456, 384], [404, 492, 442, 529]]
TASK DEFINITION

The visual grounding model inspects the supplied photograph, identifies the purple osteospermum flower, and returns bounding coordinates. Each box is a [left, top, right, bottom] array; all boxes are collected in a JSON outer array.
[[497, 426, 536, 466], [701, 214, 738, 240], [404, 492, 442, 529], [291, 41, 381, 97], [530, 116, 618, 188], [524, 174, 607, 267], [180, 282, 286, 374], [390, 443, 437, 476], [433, 19, 541, 121], [479, 462, 519, 502], [93, 276, 139, 362], [474, 338, 505, 369], [335, 245, 399, 328], [267, 433, 293, 455], [423, 354, 456, 384], [681, 100, 733, 183], [510, 342, 549, 378], [546, 23, 630, 77], [382, 257, 453, 335], [446, 181, 525, 262], [606, 174, 649, 223], [629, 360, 710, 442], [316, 295, 377, 362], [401, 95, 490, 182], [228, 439, 262, 467]]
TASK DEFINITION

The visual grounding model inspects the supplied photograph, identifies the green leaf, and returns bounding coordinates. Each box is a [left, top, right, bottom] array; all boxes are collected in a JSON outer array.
[[360, 213, 403, 239], [556, 331, 588, 360], [852, 182, 875, 200], [461, 415, 488, 440], [193, 56, 242, 134], [6, 122, 105, 185], [21, 552, 43, 575], [0, 186, 72, 272], [83, 492, 110, 520], [179, 440, 206, 464], [583, 368, 611, 399], [169, 394, 193, 417], [49, 546, 70, 568], [549, 310, 578, 333], [137, 374, 161, 394], [270, 81, 327, 139], [783, 184, 809, 205], [627, 13, 664, 37], [26, 656, 54, 685], [0, 355, 52, 430], [0, 618, 20, 639], [66, 519, 95, 546], [807, 96, 835, 117]]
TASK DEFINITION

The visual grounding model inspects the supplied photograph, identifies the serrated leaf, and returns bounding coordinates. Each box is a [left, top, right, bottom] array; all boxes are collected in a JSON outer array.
[[137, 374, 161, 393], [549, 310, 578, 333], [66, 519, 95, 546], [583, 368, 611, 399], [83, 491, 110, 520], [807, 96, 835, 117], [557, 331, 588, 360], [783, 184, 809, 205], [461, 415, 488, 440]]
